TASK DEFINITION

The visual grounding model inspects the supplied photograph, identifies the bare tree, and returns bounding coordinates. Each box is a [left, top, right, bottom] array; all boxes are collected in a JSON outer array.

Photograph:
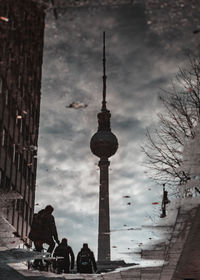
[[142, 55, 200, 188]]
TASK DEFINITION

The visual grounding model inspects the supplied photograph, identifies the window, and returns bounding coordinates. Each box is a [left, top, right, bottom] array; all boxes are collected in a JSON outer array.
[[21, 200, 24, 214], [8, 135, 12, 156], [29, 207, 33, 223], [0, 77, 2, 94], [18, 75, 21, 89], [0, 169, 2, 186], [1, 128, 5, 146], [20, 154, 23, 172], [4, 176, 10, 191], [17, 153, 23, 172], [12, 144, 15, 163], [16, 199, 21, 211], [28, 169, 31, 185], [23, 159, 27, 178], [17, 154, 20, 171], [17, 199, 24, 214], [31, 173, 35, 189], [14, 148, 18, 163], [5, 89, 8, 106], [20, 118, 23, 133], [16, 109, 18, 125], [0, 171, 5, 189], [25, 202, 29, 221], [22, 85, 24, 98]]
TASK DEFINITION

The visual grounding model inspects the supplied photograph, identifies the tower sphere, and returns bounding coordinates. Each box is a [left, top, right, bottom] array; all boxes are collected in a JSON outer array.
[[90, 130, 118, 158]]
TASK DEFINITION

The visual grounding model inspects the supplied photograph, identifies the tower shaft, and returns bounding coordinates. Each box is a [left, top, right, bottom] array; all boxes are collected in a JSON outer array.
[[90, 32, 118, 263], [98, 158, 110, 262]]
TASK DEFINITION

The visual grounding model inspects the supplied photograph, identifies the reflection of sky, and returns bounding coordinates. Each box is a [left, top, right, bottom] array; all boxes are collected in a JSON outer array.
[[35, 3, 199, 262]]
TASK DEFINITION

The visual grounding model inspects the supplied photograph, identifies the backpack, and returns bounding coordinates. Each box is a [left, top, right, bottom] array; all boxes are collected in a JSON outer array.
[[31, 212, 44, 230], [28, 212, 45, 241], [79, 252, 91, 267]]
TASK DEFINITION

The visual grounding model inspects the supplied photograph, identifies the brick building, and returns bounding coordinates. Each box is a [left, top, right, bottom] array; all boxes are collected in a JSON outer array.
[[0, 0, 46, 243]]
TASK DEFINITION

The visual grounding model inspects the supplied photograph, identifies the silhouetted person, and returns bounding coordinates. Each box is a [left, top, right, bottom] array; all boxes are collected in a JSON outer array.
[[53, 238, 74, 274], [28, 205, 60, 254], [77, 243, 97, 274]]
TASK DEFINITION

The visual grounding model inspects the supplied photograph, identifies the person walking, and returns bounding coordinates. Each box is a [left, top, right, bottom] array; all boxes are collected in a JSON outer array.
[[53, 238, 74, 274], [28, 205, 60, 253], [76, 243, 97, 274]]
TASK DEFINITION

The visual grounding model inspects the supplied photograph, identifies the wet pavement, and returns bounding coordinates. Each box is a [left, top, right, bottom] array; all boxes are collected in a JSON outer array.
[[1, 198, 200, 279]]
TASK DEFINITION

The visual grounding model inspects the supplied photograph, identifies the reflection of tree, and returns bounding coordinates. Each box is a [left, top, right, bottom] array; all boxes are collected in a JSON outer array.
[[142, 55, 200, 188]]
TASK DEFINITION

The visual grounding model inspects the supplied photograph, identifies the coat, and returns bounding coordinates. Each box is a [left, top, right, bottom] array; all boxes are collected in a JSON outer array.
[[76, 248, 97, 273], [54, 243, 74, 269], [28, 209, 58, 243]]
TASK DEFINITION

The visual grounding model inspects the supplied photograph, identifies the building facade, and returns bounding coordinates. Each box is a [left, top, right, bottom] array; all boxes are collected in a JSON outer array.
[[0, 0, 46, 243]]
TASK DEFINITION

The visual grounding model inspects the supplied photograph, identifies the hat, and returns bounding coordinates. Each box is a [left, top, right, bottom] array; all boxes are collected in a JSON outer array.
[[45, 205, 54, 212], [62, 238, 68, 244]]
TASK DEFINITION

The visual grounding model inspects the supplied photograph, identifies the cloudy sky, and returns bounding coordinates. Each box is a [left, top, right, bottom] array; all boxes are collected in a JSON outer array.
[[34, 1, 200, 263]]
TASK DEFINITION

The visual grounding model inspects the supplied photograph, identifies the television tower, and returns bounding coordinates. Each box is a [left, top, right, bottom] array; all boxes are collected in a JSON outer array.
[[90, 32, 118, 262]]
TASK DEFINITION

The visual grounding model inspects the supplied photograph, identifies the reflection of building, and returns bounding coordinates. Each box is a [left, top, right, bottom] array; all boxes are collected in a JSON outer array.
[[90, 33, 118, 262], [0, 0, 46, 244]]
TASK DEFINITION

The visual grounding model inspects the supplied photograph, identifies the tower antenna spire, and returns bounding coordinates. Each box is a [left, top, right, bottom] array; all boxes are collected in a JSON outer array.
[[102, 31, 107, 111]]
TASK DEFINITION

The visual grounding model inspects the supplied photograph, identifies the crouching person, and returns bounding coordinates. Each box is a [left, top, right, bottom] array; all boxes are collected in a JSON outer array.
[[54, 238, 74, 274], [77, 243, 97, 274]]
